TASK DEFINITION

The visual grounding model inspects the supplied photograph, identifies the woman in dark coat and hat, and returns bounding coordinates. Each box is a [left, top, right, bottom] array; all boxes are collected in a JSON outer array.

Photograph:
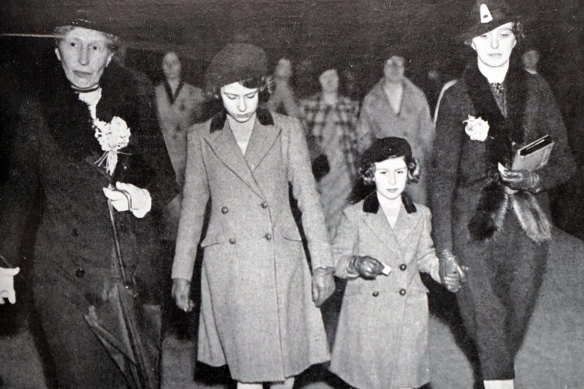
[[430, 1, 576, 388], [0, 16, 177, 388], [171, 43, 335, 389]]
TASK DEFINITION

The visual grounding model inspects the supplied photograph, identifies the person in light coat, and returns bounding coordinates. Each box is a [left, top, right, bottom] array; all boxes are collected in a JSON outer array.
[[171, 43, 335, 389], [330, 137, 462, 389], [356, 56, 434, 205]]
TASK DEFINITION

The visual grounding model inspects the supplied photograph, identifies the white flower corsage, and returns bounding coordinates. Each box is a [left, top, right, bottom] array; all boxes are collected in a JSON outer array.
[[93, 116, 131, 175], [463, 115, 489, 142]]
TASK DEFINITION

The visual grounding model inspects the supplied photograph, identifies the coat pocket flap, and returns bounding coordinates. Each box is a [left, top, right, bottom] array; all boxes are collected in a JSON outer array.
[[200, 233, 224, 247], [279, 225, 303, 241]]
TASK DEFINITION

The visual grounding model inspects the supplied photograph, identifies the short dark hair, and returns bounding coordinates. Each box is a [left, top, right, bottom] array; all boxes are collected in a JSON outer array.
[[210, 76, 271, 103], [359, 156, 420, 186]]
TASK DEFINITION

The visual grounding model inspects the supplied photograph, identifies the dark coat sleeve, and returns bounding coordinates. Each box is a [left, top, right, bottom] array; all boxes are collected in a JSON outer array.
[[531, 76, 576, 190], [429, 87, 466, 254], [0, 97, 42, 266]]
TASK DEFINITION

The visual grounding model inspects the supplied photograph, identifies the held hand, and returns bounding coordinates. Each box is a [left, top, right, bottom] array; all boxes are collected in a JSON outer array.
[[499, 169, 540, 192], [103, 182, 152, 218], [439, 250, 468, 293], [0, 267, 20, 304], [348, 255, 385, 279], [311, 267, 335, 307], [172, 278, 194, 313]]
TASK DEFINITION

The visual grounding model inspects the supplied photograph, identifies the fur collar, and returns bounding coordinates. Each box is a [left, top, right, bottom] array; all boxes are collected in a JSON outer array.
[[38, 60, 142, 162], [209, 106, 274, 133], [463, 60, 550, 243], [363, 191, 417, 214]]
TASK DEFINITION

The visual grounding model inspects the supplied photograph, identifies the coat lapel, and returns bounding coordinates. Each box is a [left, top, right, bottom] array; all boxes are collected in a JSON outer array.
[[362, 210, 401, 254], [204, 121, 264, 198], [393, 206, 421, 246], [244, 118, 281, 172]]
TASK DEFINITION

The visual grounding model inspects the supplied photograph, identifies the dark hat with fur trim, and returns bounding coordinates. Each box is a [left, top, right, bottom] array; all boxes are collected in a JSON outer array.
[[205, 43, 268, 91], [360, 137, 413, 167], [460, 0, 519, 43]]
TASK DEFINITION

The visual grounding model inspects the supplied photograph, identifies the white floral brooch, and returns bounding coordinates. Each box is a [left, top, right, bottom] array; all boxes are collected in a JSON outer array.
[[463, 115, 489, 142], [93, 116, 131, 175]]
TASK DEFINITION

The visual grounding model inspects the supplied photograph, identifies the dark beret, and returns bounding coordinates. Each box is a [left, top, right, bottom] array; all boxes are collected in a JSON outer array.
[[205, 43, 268, 91], [360, 137, 413, 167]]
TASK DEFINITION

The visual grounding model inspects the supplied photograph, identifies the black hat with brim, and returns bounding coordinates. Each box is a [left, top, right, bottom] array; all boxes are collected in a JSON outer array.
[[459, 0, 519, 43]]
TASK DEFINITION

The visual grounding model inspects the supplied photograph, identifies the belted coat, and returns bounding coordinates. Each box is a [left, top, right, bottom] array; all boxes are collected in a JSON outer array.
[[171, 110, 332, 382], [330, 194, 440, 389]]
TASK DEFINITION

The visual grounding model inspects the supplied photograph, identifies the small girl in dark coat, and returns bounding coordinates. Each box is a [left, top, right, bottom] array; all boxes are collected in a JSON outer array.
[[330, 137, 463, 389]]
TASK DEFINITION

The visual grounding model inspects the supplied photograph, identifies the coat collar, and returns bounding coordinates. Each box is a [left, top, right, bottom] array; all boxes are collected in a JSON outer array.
[[363, 191, 417, 214], [204, 114, 281, 199], [361, 192, 421, 251], [368, 77, 418, 116]]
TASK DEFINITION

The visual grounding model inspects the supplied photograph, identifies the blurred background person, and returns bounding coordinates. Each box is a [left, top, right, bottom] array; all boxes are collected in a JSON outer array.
[[266, 57, 300, 117], [522, 47, 540, 75], [356, 54, 434, 205], [299, 65, 360, 240]]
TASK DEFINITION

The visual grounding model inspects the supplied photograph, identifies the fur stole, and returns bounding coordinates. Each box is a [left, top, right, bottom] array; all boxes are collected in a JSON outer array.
[[37, 60, 155, 188], [464, 61, 551, 243]]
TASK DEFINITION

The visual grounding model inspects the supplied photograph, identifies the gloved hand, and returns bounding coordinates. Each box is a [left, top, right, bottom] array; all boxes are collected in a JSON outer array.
[[499, 169, 541, 192], [103, 182, 152, 218], [312, 266, 335, 307], [347, 255, 384, 279], [439, 249, 468, 293], [172, 278, 195, 313], [0, 267, 20, 304]]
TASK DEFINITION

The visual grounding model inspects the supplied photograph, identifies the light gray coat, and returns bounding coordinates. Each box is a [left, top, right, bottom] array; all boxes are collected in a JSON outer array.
[[330, 194, 440, 389], [172, 111, 332, 382]]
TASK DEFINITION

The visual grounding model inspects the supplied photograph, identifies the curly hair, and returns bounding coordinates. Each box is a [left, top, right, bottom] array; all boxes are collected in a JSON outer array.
[[359, 157, 421, 185]]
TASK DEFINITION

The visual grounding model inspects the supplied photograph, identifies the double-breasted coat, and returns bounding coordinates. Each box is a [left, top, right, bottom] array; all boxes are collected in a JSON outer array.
[[171, 110, 332, 382], [356, 78, 435, 204], [0, 61, 177, 387], [330, 193, 441, 389]]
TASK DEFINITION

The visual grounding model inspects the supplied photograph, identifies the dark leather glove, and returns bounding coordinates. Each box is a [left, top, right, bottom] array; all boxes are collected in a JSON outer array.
[[312, 266, 335, 307], [499, 169, 541, 192], [347, 255, 384, 279], [439, 249, 468, 293], [312, 154, 330, 181]]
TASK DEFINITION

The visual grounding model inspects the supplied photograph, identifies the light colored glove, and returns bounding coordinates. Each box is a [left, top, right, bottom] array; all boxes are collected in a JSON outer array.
[[172, 278, 194, 313], [499, 169, 541, 192], [312, 266, 335, 307], [347, 255, 385, 279], [103, 182, 152, 218], [0, 267, 20, 304], [439, 249, 468, 293]]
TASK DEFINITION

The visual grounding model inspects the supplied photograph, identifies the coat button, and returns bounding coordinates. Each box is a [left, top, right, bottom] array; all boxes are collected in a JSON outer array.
[[399, 264, 407, 271], [261, 201, 268, 209], [264, 233, 272, 241], [221, 206, 229, 214], [229, 238, 236, 245], [399, 289, 406, 296], [72, 228, 79, 237], [75, 267, 85, 278], [372, 291, 379, 297]]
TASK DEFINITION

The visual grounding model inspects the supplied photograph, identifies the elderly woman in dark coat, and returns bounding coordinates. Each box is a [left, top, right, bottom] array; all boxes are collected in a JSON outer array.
[[0, 18, 176, 388], [171, 43, 335, 389], [431, 1, 576, 388]]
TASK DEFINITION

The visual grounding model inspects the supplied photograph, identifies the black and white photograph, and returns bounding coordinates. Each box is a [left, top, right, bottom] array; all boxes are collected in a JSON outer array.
[[1, 1, 583, 388]]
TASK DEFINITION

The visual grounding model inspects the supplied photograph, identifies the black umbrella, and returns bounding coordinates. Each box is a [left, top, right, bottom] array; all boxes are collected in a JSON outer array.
[[84, 198, 160, 389]]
